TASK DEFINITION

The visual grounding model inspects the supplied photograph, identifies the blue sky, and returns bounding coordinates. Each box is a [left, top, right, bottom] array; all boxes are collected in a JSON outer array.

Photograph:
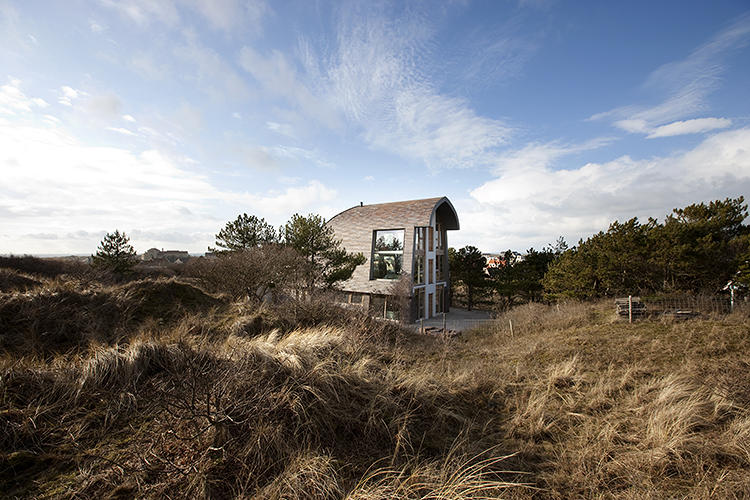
[[1, 0, 749, 255]]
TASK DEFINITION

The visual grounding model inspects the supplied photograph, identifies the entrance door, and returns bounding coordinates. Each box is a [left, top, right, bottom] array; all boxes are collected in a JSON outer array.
[[428, 293, 433, 319]]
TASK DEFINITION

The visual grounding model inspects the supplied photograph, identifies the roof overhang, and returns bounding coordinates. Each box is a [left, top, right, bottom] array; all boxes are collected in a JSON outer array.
[[431, 197, 459, 230]]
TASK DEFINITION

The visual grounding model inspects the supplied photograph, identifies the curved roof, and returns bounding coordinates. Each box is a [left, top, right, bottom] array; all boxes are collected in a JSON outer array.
[[327, 196, 459, 231]]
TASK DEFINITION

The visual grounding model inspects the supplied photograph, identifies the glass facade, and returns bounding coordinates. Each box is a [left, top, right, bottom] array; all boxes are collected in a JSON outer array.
[[371, 229, 404, 279]]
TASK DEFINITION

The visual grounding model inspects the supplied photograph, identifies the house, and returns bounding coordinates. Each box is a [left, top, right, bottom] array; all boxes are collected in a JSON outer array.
[[141, 248, 190, 264], [326, 197, 459, 322]]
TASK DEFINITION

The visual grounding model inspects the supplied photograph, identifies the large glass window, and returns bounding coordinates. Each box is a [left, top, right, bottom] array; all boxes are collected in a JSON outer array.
[[371, 229, 404, 279]]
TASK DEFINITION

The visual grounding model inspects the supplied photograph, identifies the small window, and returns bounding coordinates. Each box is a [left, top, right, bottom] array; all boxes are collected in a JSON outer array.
[[349, 293, 363, 304], [371, 229, 404, 280], [370, 294, 386, 317], [436, 255, 444, 282], [436, 284, 444, 314], [428, 258, 434, 284], [385, 296, 400, 320], [428, 226, 434, 252]]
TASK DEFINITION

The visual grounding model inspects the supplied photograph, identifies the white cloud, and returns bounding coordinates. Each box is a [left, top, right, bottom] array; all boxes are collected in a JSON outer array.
[[0, 78, 48, 114], [646, 117, 732, 138], [105, 126, 137, 136], [58, 85, 83, 106], [325, 8, 511, 168], [459, 128, 750, 252], [237, 6, 511, 169], [231, 180, 338, 217], [278, 176, 301, 185], [236, 144, 334, 170], [239, 46, 341, 129], [266, 120, 295, 137], [490, 137, 613, 174], [89, 19, 106, 33], [364, 175, 374, 181], [122, 114, 136, 122], [0, 119, 223, 253], [592, 14, 750, 134]]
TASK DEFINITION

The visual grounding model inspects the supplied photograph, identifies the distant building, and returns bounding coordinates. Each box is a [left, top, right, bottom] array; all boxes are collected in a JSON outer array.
[[483, 251, 524, 273], [327, 197, 459, 322], [141, 248, 190, 264]]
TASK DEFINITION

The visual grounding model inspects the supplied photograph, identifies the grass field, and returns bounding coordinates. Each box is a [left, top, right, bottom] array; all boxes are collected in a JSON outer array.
[[1, 270, 748, 498]]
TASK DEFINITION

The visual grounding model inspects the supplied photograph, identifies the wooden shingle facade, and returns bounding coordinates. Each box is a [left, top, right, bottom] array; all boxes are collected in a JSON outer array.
[[327, 197, 459, 322]]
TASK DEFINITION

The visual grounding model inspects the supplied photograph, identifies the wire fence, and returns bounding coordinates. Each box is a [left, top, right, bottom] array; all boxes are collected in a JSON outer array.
[[616, 294, 742, 321], [414, 316, 498, 335]]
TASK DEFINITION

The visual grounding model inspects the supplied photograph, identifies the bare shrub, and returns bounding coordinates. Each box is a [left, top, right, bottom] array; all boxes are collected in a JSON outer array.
[[185, 244, 305, 301]]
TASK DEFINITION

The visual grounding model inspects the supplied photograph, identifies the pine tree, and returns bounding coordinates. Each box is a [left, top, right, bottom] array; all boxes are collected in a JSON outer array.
[[283, 213, 365, 289], [449, 245, 488, 311], [209, 213, 278, 253], [92, 230, 137, 275]]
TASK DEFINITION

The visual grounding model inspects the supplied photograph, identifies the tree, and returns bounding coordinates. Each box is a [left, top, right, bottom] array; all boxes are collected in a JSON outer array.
[[650, 197, 749, 291], [185, 244, 304, 300], [489, 245, 558, 309], [449, 246, 488, 311], [542, 198, 750, 299], [543, 218, 658, 299], [92, 230, 137, 275], [209, 213, 278, 253], [283, 213, 365, 289]]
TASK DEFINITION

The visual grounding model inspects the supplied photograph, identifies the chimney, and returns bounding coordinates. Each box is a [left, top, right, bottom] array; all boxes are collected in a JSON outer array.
[[360, 201, 363, 206]]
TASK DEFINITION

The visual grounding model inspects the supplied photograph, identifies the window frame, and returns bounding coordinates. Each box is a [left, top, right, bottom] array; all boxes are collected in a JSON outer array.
[[370, 228, 405, 280], [414, 227, 427, 285]]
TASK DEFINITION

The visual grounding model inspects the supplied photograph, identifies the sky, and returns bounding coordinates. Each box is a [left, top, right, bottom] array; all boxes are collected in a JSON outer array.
[[1, 0, 750, 256]]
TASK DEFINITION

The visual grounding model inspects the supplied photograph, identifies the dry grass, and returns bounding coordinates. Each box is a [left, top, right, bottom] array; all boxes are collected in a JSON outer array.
[[396, 301, 750, 498], [1, 273, 748, 498]]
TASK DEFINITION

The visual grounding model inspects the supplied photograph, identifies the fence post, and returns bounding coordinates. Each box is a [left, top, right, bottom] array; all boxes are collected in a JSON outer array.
[[730, 287, 735, 313], [420, 318, 424, 334], [442, 312, 446, 334], [509, 319, 514, 338], [628, 295, 632, 324]]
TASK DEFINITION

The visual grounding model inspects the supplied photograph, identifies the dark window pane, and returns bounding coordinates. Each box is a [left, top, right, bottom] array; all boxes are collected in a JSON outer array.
[[370, 294, 386, 317], [372, 253, 403, 279]]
